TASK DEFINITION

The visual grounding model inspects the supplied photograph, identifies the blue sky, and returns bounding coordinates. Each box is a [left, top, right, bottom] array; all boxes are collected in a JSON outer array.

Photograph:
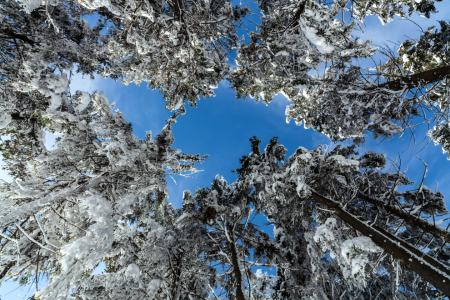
[[2, 2, 450, 299]]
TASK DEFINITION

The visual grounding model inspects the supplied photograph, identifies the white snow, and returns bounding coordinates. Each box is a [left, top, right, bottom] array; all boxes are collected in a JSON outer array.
[[76, 92, 91, 112], [0, 114, 11, 129], [328, 155, 359, 170], [275, 51, 290, 56], [300, 20, 335, 54], [124, 264, 140, 281]]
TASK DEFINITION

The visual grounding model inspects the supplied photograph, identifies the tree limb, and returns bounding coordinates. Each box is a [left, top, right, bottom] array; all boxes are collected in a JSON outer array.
[[0, 261, 15, 281], [368, 65, 450, 91], [0, 28, 36, 46], [311, 190, 450, 297], [358, 192, 450, 244]]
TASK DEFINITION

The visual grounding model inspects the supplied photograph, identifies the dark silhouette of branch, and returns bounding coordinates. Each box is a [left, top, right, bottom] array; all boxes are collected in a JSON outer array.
[[368, 65, 450, 91]]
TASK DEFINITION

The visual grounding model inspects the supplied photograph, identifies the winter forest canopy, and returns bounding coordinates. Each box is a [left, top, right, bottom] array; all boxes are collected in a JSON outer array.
[[1, 0, 450, 299]]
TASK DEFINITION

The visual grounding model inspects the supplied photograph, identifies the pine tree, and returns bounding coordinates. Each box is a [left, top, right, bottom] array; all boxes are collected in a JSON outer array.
[[182, 176, 277, 300], [232, 137, 450, 298], [285, 20, 450, 146], [10, 0, 247, 111], [0, 90, 206, 299], [1, 0, 450, 299], [231, 0, 450, 148]]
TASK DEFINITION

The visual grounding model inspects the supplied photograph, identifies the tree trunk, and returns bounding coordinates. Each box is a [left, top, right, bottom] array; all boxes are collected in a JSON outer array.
[[358, 192, 450, 244], [367, 66, 450, 91], [172, 257, 183, 300], [229, 235, 246, 300], [311, 191, 450, 297]]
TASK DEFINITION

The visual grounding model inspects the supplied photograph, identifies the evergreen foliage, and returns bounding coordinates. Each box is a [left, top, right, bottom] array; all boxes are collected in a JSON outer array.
[[1, 0, 450, 299]]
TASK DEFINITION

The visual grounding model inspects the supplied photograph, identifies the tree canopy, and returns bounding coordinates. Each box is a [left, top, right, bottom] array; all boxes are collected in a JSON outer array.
[[1, 0, 450, 299]]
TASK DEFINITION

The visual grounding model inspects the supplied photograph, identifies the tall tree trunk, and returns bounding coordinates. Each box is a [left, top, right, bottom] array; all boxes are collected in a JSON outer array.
[[311, 191, 450, 297], [358, 192, 450, 244], [229, 235, 246, 300], [367, 66, 450, 91], [170, 255, 183, 300]]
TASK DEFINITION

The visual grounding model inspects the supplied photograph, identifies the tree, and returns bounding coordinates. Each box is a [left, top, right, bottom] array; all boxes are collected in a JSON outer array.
[[284, 20, 450, 146], [232, 137, 450, 298], [4, 127, 450, 298], [181, 176, 277, 300], [8, 0, 247, 111], [0, 0, 109, 163], [0, 89, 206, 300], [2, 0, 450, 299], [2, 0, 447, 141], [75, 192, 214, 300], [231, 0, 450, 148], [0, 0, 247, 164]]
